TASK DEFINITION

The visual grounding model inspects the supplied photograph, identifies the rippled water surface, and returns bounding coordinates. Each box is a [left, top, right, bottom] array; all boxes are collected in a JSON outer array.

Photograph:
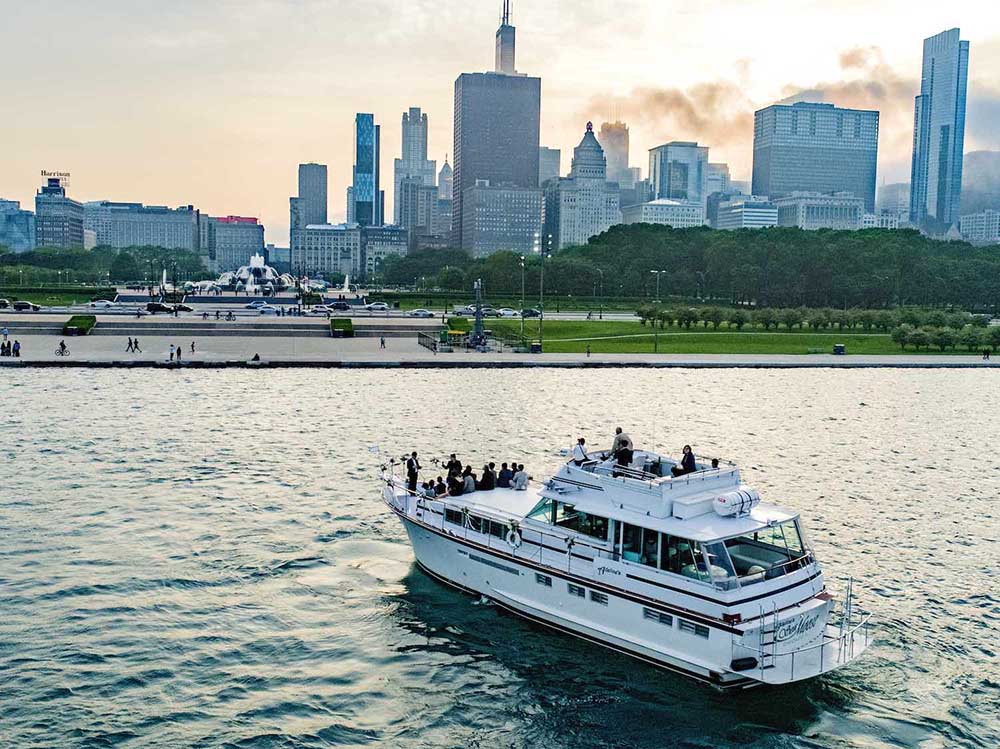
[[1, 369, 998, 748]]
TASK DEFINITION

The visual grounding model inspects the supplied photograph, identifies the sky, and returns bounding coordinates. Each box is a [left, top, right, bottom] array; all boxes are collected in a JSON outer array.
[[2, 0, 999, 245]]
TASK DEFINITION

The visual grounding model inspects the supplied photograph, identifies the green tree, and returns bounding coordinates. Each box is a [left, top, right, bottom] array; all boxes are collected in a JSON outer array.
[[703, 307, 725, 329], [891, 325, 912, 350], [780, 307, 803, 331], [109, 252, 140, 282], [728, 309, 749, 331], [930, 327, 957, 351], [989, 326, 1000, 352], [958, 325, 983, 352], [907, 328, 931, 350], [756, 308, 778, 330]]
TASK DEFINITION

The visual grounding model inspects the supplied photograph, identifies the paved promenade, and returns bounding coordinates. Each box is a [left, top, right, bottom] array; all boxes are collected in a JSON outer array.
[[1, 334, 997, 368]]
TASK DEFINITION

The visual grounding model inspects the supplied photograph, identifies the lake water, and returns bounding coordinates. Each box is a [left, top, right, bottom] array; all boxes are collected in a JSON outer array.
[[1, 369, 998, 748]]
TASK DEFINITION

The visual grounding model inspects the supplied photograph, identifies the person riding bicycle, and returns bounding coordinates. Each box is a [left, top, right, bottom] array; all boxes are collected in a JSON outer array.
[[58, 340, 67, 355]]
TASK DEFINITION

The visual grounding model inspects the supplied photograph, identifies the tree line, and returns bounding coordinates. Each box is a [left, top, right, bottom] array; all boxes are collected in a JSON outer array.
[[381, 225, 1000, 311]]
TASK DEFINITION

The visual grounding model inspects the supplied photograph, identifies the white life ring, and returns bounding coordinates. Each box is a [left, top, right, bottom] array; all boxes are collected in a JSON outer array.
[[506, 529, 522, 549]]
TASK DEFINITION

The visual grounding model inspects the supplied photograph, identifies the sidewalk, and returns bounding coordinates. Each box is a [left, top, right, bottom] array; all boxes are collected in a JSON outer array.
[[1, 334, 998, 368]]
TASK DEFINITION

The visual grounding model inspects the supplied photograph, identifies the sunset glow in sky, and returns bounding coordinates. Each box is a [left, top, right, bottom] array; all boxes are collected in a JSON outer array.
[[3, 0, 998, 243]]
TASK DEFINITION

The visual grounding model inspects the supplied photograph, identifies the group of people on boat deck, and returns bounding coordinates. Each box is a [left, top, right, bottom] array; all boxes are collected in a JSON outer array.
[[571, 428, 703, 477], [404, 451, 529, 497]]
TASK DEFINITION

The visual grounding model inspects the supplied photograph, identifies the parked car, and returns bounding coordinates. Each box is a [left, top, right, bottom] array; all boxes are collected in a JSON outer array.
[[310, 305, 333, 315], [173, 303, 194, 312], [0, 299, 11, 309], [12, 301, 41, 311], [257, 305, 280, 315], [89, 299, 121, 309], [364, 302, 389, 311], [245, 300, 268, 309], [330, 301, 352, 311], [496, 308, 519, 317], [146, 302, 174, 314], [520, 308, 541, 318], [408, 308, 435, 318]]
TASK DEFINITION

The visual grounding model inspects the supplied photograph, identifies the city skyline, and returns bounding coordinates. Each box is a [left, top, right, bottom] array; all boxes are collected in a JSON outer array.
[[3, 1, 1000, 244]]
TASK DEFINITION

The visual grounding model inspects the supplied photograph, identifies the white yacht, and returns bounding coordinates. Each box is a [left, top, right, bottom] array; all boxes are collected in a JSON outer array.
[[381, 445, 872, 689]]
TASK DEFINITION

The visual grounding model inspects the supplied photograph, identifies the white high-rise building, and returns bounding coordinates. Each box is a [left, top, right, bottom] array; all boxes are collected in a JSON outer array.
[[393, 107, 437, 223], [621, 199, 705, 228], [960, 210, 1000, 245], [774, 192, 864, 230], [543, 123, 623, 249]]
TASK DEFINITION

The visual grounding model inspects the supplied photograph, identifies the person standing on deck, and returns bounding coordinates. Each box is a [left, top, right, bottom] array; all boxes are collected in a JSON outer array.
[[406, 451, 421, 493], [572, 438, 588, 466]]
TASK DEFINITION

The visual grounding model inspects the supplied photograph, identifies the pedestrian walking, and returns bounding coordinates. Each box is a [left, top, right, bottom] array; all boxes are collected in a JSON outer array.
[[134, 337, 142, 353], [380, 336, 386, 349], [12, 340, 21, 357], [169, 344, 175, 362], [586, 344, 591, 358], [1, 326, 8, 342], [190, 341, 195, 354], [175, 344, 182, 363], [126, 337, 134, 353]]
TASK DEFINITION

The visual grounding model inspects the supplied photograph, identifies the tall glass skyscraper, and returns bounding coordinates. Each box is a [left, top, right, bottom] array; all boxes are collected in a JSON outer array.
[[649, 141, 709, 206], [393, 108, 436, 224], [752, 102, 879, 211], [351, 114, 384, 227], [909, 28, 970, 231]]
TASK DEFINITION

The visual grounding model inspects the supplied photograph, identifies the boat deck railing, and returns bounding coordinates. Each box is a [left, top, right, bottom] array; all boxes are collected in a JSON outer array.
[[384, 478, 617, 572]]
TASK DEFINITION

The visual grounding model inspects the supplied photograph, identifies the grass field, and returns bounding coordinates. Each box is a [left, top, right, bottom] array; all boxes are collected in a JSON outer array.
[[489, 320, 969, 355], [0, 289, 103, 306]]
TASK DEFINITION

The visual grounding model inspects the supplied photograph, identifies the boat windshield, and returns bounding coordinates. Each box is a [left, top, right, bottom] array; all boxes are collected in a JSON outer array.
[[722, 519, 813, 585]]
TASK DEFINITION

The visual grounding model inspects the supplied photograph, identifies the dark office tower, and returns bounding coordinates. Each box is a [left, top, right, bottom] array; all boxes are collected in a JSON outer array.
[[351, 113, 384, 227], [752, 101, 879, 212], [297, 163, 328, 226], [495, 0, 515, 74], [598, 121, 630, 185], [910, 28, 970, 232]]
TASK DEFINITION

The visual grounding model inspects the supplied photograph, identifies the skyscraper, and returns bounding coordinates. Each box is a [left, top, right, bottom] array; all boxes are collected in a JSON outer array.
[[707, 163, 731, 197], [393, 107, 437, 223], [453, 8, 541, 249], [649, 142, 710, 206], [351, 113, 384, 227], [0, 200, 36, 253], [752, 102, 879, 211], [538, 147, 561, 186], [438, 158, 453, 200], [544, 123, 622, 249], [35, 177, 84, 248], [495, 0, 515, 75], [598, 121, 629, 185], [297, 163, 328, 226], [910, 28, 970, 231]]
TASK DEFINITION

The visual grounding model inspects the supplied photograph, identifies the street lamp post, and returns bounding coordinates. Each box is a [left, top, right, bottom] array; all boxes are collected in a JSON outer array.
[[519, 255, 526, 338], [595, 268, 604, 320], [650, 269, 667, 303]]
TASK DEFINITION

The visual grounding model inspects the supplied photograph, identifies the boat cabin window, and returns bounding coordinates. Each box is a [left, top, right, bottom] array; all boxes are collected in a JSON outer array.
[[526, 499, 609, 542], [618, 526, 737, 588], [723, 519, 811, 584]]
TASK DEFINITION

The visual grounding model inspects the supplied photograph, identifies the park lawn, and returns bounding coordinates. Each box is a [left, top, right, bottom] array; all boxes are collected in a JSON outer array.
[[490, 320, 972, 355], [0, 289, 101, 306]]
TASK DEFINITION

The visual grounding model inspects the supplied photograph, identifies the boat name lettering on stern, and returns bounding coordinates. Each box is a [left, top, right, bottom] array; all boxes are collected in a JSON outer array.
[[774, 613, 822, 642], [596, 566, 622, 576]]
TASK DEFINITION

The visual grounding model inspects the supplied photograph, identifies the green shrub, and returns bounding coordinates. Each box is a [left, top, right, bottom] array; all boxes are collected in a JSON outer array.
[[330, 319, 354, 338], [63, 315, 97, 336], [447, 317, 471, 332]]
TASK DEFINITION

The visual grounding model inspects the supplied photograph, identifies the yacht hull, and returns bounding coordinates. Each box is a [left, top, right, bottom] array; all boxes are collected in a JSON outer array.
[[397, 510, 756, 689]]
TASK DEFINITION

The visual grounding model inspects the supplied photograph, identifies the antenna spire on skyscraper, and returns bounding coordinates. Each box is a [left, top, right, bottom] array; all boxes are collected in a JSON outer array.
[[502, 0, 511, 25]]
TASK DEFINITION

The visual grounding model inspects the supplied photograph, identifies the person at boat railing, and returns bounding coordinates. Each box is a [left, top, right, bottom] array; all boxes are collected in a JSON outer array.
[[434, 476, 448, 496], [671, 445, 696, 477], [419, 481, 437, 498], [572, 437, 588, 466], [611, 427, 634, 474], [406, 451, 421, 492], [512, 464, 529, 490]]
